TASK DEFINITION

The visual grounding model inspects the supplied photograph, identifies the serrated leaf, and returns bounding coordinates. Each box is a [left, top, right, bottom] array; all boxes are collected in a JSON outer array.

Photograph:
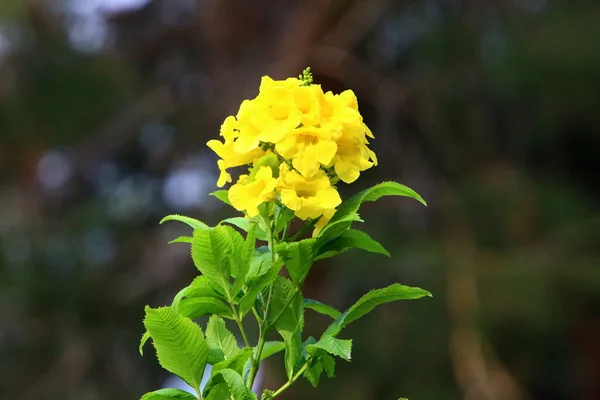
[[191, 226, 234, 292], [321, 354, 336, 378], [316, 213, 363, 243], [169, 236, 193, 244], [316, 229, 389, 260], [140, 388, 198, 400], [143, 306, 209, 390], [210, 190, 232, 206], [160, 214, 210, 230], [206, 315, 239, 364], [140, 331, 151, 355], [205, 383, 229, 400], [178, 297, 234, 320], [270, 277, 303, 379], [257, 341, 285, 361], [275, 239, 316, 285], [221, 217, 268, 241], [232, 223, 256, 294], [239, 259, 282, 316], [307, 336, 352, 361], [329, 181, 426, 227], [172, 276, 226, 313], [212, 369, 256, 400], [304, 299, 341, 319], [323, 284, 432, 337], [303, 360, 323, 387]]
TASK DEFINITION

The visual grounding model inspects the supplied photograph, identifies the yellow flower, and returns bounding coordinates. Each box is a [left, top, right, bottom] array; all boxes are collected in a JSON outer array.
[[228, 166, 277, 217], [217, 159, 232, 187], [278, 164, 341, 220], [275, 126, 337, 178]]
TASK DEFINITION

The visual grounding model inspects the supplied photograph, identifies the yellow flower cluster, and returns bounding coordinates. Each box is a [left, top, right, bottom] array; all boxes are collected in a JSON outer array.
[[207, 72, 377, 229]]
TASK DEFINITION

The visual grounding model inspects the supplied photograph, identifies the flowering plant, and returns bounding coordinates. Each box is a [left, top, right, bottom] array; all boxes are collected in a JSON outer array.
[[139, 69, 430, 400]]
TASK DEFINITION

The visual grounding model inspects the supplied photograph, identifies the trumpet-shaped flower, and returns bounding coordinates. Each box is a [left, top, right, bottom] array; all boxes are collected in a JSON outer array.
[[276, 126, 337, 178], [278, 164, 341, 220], [228, 166, 277, 217]]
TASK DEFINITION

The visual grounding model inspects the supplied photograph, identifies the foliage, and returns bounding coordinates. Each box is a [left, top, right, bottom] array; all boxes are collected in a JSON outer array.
[[140, 69, 429, 399]]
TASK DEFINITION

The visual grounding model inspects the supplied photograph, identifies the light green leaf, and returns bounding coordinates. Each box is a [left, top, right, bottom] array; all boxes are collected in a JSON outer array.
[[205, 383, 229, 400], [172, 276, 226, 313], [245, 247, 272, 281], [239, 259, 282, 316], [330, 181, 426, 226], [168, 236, 193, 244], [270, 277, 304, 379], [257, 341, 285, 361], [303, 359, 323, 387], [323, 284, 432, 338], [160, 214, 210, 230], [304, 299, 341, 319], [139, 331, 151, 356], [211, 347, 253, 376], [143, 306, 209, 390], [275, 239, 316, 285], [317, 212, 363, 242], [307, 336, 352, 361], [210, 190, 232, 207], [191, 226, 233, 291], [211, 369, 256, 400], [232, 223, 256, 294], [140, 388, 198, 400], [316, 229, 389, 260], [178, 297, 234, 320], [274, 206, 295, 237], [221, 217, 268, 241], [206, 315, 239, 364]]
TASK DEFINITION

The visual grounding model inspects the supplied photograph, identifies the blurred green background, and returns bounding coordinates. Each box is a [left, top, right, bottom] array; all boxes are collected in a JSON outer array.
[[1, 1, 599, 399]]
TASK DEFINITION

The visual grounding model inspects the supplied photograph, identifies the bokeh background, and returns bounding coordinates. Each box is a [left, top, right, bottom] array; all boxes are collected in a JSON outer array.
[[1, 0, 599, 399]]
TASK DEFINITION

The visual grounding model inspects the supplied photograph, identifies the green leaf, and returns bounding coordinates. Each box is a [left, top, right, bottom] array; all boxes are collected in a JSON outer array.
[[168, 236, 193, 244], [304, 299, 341, 319], [239, 259, 282, 316], [275, 238, 316, 285], [274, 206, 295, 237], [191, 226, 234, 292], [140, 388, 198, 400], [303, 359, 323, 387], [321, 354, 336, 378], [257, 341, 285, 361], [323, 284, 432, 337], [160, 214, 210, 230], [316, 213, 363, 244], [143, 306, 209, 390], [178, 297, 234, 320], [206, 315, 239, 364], [172, 276, 226, 313], [210, 369, 256, 400], [306, 336, 352, 361], [205, 383, 229, 400], [139, 331, 151, 356], [211, 347, 253, 376], [316, 229, 390, 260], [221, 217, 268, 241], [210, 190, 232, 207], [331, 181, 426, 226], [270, 277, 304, 379], [232, 223, 257, 294]]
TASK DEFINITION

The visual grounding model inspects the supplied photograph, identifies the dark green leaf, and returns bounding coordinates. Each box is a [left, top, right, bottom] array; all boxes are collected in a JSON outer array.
[[304, 299, 341, 319], [321, 354, 336, 378], [140, 388, 198, 400], [143, 306, 209, 390], [323, 284, 432, 337], [303, 360, 323, 387], [206, 315, 239, 364], [160, 214, 210, 230], [316, 229, 389, 260]]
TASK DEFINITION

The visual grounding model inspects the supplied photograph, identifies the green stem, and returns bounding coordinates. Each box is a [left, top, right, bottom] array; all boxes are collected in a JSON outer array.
[[194, 385, 203, 400], [289, 219, 317, 242], [268, 360, 311, 399]]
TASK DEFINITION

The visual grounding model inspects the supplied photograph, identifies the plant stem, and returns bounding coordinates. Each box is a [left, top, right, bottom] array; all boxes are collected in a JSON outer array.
[[268, 360, 311, 398], [194, 384, 203, 400], [234, 313, 251, 348]]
